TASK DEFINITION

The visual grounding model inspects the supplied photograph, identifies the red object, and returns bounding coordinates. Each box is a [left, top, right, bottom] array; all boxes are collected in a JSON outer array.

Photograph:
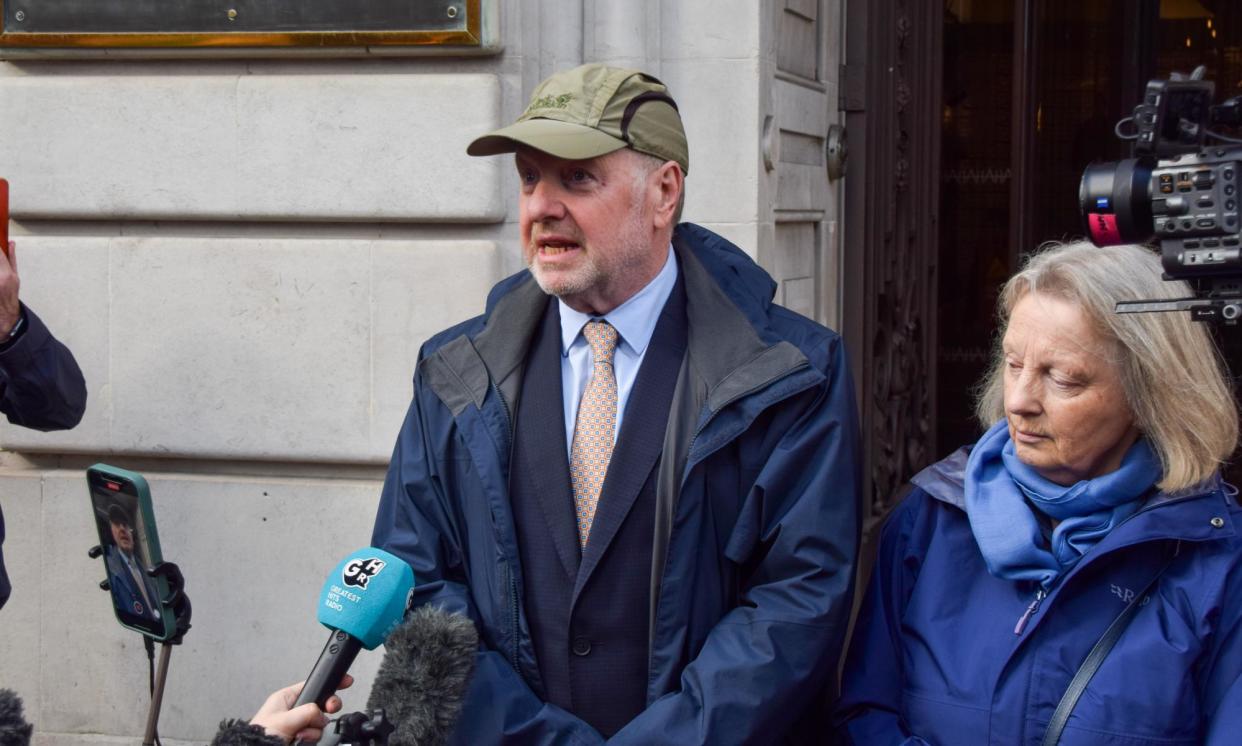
[[1087, 212, 1121, 245], [105, 481, 121, 491], [0, 178, 8, 259]]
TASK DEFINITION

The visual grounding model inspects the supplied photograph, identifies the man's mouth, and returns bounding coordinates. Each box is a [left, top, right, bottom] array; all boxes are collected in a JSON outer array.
[[536, 238, 582, 256]]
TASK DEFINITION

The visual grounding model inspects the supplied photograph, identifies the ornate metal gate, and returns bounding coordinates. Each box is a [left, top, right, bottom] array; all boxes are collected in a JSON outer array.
[[842, 0, 942, 550]]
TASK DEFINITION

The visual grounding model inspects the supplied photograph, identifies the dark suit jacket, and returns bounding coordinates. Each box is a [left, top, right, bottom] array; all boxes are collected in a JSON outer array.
[[106, 546, 161, 621], [509, 278, 687, 736]]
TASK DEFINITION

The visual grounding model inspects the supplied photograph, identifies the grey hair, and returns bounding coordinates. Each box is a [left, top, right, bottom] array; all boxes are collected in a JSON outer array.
[[975, 240, 1238, 492], [630, 149, 687, 224]]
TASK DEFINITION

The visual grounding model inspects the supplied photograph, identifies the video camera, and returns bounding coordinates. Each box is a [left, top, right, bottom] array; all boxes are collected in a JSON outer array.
[[1079, 66, 1242, 322]]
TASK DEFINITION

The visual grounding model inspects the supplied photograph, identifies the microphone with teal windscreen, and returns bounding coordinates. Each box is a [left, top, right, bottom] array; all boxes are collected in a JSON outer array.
[[293, 547, 415, 709]]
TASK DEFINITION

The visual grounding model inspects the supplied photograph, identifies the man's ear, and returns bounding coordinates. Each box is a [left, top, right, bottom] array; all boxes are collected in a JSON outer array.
[[651, 161, 684, 230]]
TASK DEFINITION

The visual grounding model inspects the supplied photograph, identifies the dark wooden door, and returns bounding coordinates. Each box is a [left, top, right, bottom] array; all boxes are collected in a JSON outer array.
[[842, 0, 942, 549]]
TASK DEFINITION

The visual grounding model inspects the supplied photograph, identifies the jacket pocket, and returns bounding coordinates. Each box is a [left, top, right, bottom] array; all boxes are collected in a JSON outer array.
[[901, 688, 989, 745]]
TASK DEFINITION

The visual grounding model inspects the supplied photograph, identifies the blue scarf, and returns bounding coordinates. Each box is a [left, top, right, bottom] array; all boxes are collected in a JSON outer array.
[[964, 419, 1161, 587]]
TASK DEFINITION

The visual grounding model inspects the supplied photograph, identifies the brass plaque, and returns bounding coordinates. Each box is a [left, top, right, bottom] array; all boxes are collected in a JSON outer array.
[[0, 0, 487, 53]]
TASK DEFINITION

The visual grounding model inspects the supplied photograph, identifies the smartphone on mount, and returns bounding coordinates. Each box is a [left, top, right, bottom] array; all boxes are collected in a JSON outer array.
[[86, 464, 177, 641]]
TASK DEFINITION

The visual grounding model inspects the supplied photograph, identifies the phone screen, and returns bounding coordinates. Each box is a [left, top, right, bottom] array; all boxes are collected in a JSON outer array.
[[86, 468, 170, 638]]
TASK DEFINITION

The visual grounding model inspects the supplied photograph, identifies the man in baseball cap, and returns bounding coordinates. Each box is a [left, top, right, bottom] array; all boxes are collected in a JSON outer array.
[[371, 63, 861, 744]]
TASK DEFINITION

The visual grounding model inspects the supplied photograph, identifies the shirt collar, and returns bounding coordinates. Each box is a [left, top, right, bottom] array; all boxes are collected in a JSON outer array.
[[559, 244, 678, 357]]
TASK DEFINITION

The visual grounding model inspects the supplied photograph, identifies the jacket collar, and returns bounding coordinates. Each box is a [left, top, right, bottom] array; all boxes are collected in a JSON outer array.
[[911, 447, 1237, 545], [675, 224, 812, 413], [423, 223, 812, 419]]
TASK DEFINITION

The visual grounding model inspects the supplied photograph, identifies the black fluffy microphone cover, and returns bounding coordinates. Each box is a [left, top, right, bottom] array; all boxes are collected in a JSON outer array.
[[366, 606, 478, 746], [0, 689, 32, 746]]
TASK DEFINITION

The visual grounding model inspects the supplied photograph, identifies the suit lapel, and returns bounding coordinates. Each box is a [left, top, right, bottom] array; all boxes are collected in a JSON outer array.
[[514, 300, 582, 580], [573, 277, 687, 605]]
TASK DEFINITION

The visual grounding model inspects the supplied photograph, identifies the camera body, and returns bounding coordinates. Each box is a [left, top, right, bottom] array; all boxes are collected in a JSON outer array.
[[1079, 70, 1242, 321]]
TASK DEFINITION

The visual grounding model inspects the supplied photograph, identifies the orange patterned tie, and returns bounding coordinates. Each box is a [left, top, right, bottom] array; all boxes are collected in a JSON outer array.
[[570, 320, 619, 547]]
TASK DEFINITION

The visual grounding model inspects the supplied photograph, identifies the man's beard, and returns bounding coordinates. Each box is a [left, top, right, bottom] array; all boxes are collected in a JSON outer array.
[[526, 206, 650, 304]]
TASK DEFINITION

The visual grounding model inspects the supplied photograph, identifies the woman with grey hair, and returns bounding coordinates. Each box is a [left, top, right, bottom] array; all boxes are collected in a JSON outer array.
[[836, 241, 1242, 745]]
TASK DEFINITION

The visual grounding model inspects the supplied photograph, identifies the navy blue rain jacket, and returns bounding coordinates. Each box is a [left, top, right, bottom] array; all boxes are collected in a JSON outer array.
[[0, 304, 87, 609], [836, 448, 1242, 745], [373, 224, 861, 744]]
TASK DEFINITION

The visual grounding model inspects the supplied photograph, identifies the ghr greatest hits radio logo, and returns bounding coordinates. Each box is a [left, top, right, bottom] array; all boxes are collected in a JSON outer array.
[[342, 557, 387, 589]]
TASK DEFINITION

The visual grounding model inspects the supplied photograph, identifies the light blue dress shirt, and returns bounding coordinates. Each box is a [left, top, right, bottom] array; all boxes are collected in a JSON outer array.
[[559, 245, 679, 456]]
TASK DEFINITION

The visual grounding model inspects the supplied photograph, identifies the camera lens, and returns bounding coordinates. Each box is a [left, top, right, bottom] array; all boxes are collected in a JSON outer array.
[[1080, 159, 1156, 246]]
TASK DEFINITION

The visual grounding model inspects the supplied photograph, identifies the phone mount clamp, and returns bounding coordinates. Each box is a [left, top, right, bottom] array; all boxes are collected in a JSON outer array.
[[87, 545, 193, 746], [329, 710, 396, 746]]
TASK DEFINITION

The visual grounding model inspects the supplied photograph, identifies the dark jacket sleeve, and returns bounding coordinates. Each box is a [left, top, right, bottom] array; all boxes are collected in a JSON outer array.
[[609, 343, 862, 745], [371, 376, 604, 746], [834, 490, 932, 745], [0, 304, 86, 431]]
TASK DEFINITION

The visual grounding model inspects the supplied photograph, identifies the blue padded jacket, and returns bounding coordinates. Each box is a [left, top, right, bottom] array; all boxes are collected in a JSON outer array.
[[837, 447, 1242, 746]]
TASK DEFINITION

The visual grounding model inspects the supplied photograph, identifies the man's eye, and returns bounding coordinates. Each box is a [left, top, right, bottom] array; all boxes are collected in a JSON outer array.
[[519, 169, 537, 184], [569, 169, 590, 183]]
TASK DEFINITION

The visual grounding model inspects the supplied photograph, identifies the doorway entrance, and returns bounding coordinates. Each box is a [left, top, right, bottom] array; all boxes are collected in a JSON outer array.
[[845, 0, 1242, 537]]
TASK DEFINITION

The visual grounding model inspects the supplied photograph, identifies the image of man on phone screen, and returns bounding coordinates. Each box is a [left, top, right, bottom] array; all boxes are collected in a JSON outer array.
[[103, 503, 161, 622]]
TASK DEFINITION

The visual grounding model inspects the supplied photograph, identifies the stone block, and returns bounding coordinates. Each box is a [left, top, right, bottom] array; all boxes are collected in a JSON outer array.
[[774, 77, 830, 139], [371, 241, 498, 447], [2, 237, 110, 452], [107, 237, 374, 461], [782, 276, 816, 320], [661, 59, 762, 225], [662, 0, 761, 60], [0, 74, 503, 222], [0, 475, 44, 724], [773, 222, 817, 280], [0, 237, 501, 464]]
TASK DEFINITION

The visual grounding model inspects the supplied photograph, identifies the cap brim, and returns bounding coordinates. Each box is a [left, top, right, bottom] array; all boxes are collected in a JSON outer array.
[[467, 118, 628, 161]]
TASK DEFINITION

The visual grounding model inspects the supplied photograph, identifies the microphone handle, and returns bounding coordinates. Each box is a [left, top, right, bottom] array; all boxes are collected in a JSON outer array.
[[294, 629, 363, 709]]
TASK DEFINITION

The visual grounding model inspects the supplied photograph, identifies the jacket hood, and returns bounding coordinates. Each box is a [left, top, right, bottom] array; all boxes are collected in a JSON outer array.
[[672, 223, 779, 329], [911, 447, 970, 509]]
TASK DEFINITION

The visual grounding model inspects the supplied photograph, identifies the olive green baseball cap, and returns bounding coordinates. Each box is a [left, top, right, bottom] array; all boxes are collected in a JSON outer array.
[[467, 63, 689, 174]]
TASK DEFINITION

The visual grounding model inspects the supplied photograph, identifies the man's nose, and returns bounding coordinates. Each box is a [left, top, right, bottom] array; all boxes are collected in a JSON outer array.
[[525, 179, 567, 222]]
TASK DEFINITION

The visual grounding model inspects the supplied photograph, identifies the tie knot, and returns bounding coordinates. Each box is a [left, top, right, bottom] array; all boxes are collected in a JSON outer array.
[[583, 320, 618, 364]]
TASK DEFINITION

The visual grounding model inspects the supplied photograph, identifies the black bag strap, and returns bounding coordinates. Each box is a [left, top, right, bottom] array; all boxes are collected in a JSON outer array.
[[1041, 541, 1182, 746]]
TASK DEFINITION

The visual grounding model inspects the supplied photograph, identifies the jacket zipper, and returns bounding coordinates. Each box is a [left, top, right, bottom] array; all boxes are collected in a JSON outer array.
[[1014, 587, 1047, 635], [508, 564, 520, 671], [491, 380, 514, 439], [488, 379, 521, 672]]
